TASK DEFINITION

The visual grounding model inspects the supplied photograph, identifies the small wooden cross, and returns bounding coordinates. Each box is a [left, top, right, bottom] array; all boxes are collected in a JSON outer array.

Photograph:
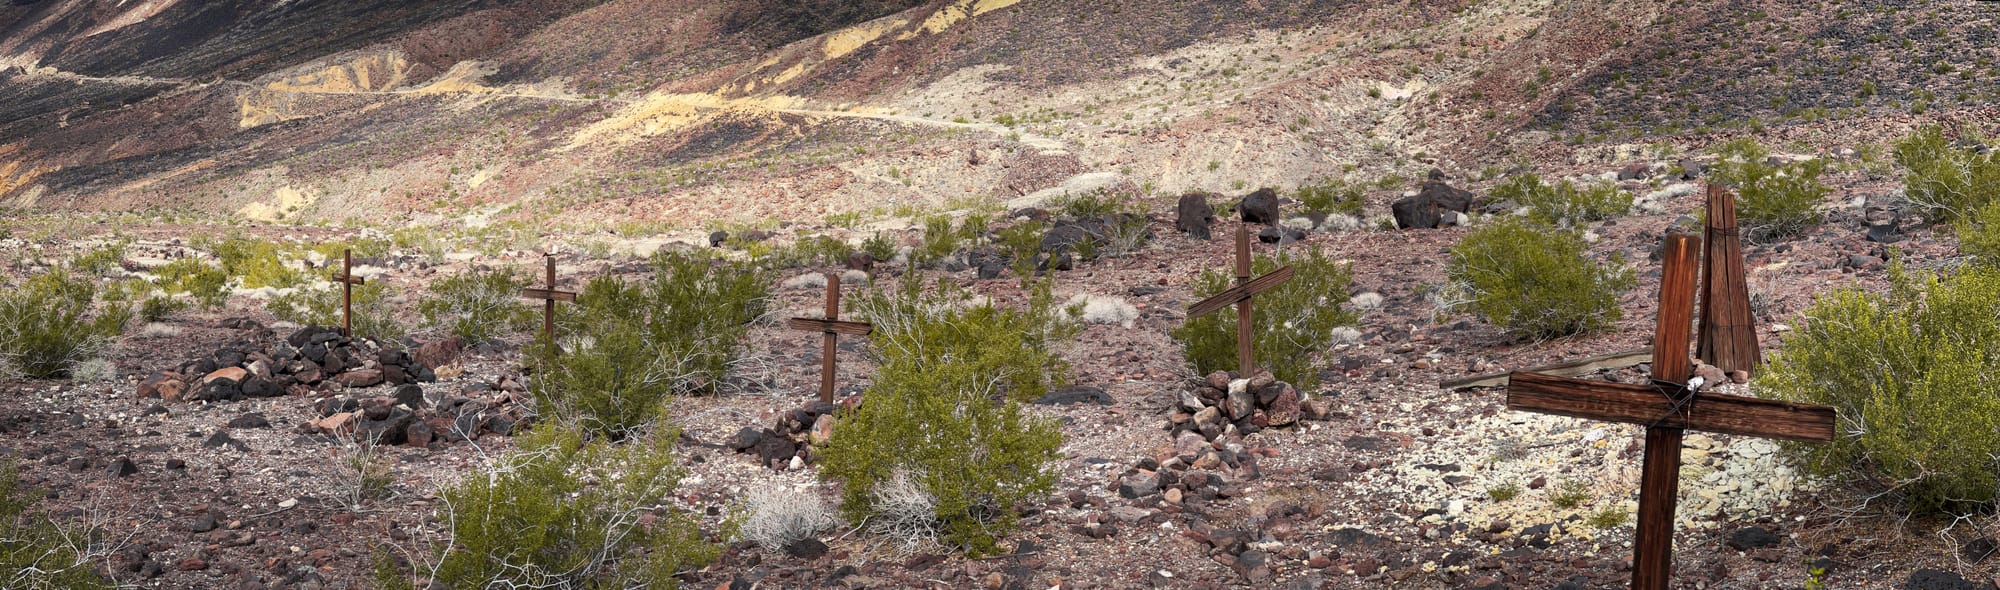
[[327, 249, 366, 338], [1186, 223, 1295, 375], [519, 253, 577, 356], [1697, 183, 1760, 373], [1505, 233, 1835, 590], [785, 274, 872, 403]]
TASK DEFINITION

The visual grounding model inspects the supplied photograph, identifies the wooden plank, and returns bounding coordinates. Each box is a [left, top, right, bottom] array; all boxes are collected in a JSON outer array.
[[520, 288, 578, 302], [786, 318, 873, 336], [1439, 348, 1655, 390], [328, 273, 366, 285], [1186, 266, 1295, 318], [1698, 183, 1761, 374], [1504, 372, 1836, 442]]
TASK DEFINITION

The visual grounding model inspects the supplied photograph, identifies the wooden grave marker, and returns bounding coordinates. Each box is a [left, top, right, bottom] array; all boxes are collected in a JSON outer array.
[[519, 253, 577, 356], [1186, 224, 1296, 375], [1697, 183, 1761, 373], [327, 249, 366, 337], [1503, 233, 1835, 590], [785, 274, 872, 403]]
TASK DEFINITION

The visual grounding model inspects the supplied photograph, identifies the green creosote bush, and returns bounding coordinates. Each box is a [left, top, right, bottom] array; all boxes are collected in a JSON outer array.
[[1954, 199, 2000, 262], [860, 232, 897, 264], [69, 242, 126, 277], [211, 235, 305, 289], [152, 259, 229, 309], [1710, 139, 1828, 240], [265, 281, 405, 342], [1548, 479, 1592, 509], [417, 267, 535, 345], [532, 252, 767, 438], [1172, 247, 1357, 391], [0, 460, 108, 589], [1294, 178, 1366, 217], [1445, 219, 1633, 340], [139, 296, 187, 323], [1894, 124, 2000, 225], [820, 276, 1072, 556], [909, 215, 966, 268], [413, 423, 718, 589], [1486, 481, 1522, 502], [1758, 261, 2000, 515], [1585, 506, 1630, 529], [0, 270, 130, 380], [1490, 172, 1631, 224], [996, 220, 1048, 285], [1050, 192, 1152, 260]]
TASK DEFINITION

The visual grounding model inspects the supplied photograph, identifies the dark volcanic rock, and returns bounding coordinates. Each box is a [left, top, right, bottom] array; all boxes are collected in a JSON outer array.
[[1903, 569, 1979, 590], [1239, 188, 1281, 224], [1176, 192, 1217, 239], [1035, 386, 1113, 405], [1391, 181, 1476, 229], [1726, 526, 1781, 551]]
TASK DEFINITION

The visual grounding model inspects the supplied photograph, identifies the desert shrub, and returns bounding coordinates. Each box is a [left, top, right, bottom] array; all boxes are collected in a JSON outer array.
[[1956, 200, 2000, 262], [790, 235, 857, 268], [860, 232, 897, 263], [1894, 124, 2000, 224], [152, 259, 228, 309], [211, 235, 304, 289], [0, 460, 108, 589], [69, 242, 125, 277], [996, 220, 1048, 285], [821, 277, 1070, 556], [739, 488, 840, 553], [390, 227, 446, 262], [1445, 219, 1633, 339], [909, 215, 967, 267], [1050, 193, 1151, 260], [420, 424, 717, 589], [0, 271, 130, 379], [417, 268, 534, 345], [1758, 262, 2000, 515], [1052, 191, 1124, 219], [1172, 247, 1357, 390], [1294, 178, 1366, 217], [1548, 479, 1593, 509], [1711, 139, 1828, 239], [865, 469, 942, 555], [1486, 481, 1522, 502], [139, 296, 186, 323], [1491, 173, 1631, 224], [266, 281, 404, 341], [532, 252, 766, 437]]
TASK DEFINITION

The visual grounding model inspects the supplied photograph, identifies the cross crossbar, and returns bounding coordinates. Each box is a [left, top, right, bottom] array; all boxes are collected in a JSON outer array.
[[1187, 265, 1295, 318], [1506, 372, 1835, 442], [785, 318, 874, 336], [520, 288, 578, 302]]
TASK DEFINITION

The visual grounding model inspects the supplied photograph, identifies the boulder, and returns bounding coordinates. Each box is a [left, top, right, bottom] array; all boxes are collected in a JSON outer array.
[[1225, 381, 1255, 420], [414, 337, 464, 370], [239, 376, 282, 398], [1239, 188, 1281, 224], [334, 369, 384, 389], [810, 414, 835, 445], [1034, 386, 1114, 406], [393, 384, 427, 409], [1265, 387, 1301, 427], [1176, 193, 1217, 239], [1904, 569, 1979, 590], [1391, 181, 1477, 229]]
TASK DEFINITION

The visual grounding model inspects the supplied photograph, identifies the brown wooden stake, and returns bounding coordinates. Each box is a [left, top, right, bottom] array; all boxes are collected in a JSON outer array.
[[788, 274, 873, 403], [327, 249, 367, 338], [520, 253, 577, 357], [1501, 233, 1836, 590], [1697, 183, 1761, 375], [1187, 223, 1295, 378]]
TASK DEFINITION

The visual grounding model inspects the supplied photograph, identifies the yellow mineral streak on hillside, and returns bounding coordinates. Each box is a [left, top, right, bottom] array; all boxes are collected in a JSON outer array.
[[823, 17, 909, 60], [81, 0, 182, 38], [726, 0, 1017, 96], [565, 92, 804, 150], [237, 186, 317, 223], [264, 52, 410, 94], [0, 145, 58, 200], [904, 0, 1021, 38], [409, 61, 498, 95], [113, 158, 216, 194], [238, 90, 300, 128]]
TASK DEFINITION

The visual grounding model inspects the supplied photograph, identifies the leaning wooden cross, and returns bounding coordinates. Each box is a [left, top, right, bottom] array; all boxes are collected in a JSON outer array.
[[1504, 233, 1835, 590], [1186, 224, 1296, 375], [519, 253, 577, 356], [327, 249, 366, 338], [785, 274, 872, 403]]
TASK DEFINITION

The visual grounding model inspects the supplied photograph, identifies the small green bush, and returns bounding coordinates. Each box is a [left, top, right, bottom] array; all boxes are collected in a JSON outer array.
[[1052, 191, 1125, 219], [1490, 172, 1631, 224], [1711, 139, 1828, 239], [996, 220, 1048, 285], [910, 215, 966, 267], [153, 259, 229, 309], [1548, 479, 1592, 509], [1172, 247, 1357, 390], [822, 277, 1071, 555], [266, 281, 404, 341], [1486, 482, 1522, 502], [1759, 262, 2000, 515], [139, 296, 187, 323], [417, 268, 534, 344], [1956, 199, 2000, 262], [533, 252, 766, 437], [0, 460, 108, 589], [1894, 124, 2000, 224], [1446, 219, 1633, 339], [212, 235, 304, 289], [1294, 178, 1366, 217], [0, 271, 129, 379], [860, 232, 897, 263], [70, 242, 125, 277], [1586, 506, 1630, 528], [423, 424, 717, 589]]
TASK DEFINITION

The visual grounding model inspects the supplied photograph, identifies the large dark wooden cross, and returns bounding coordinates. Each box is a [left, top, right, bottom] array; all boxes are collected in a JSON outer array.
[[1504, 233, 1835, 590], [327, 249, 366, 337], [1186, 223, 1295, 375], [785, 274, 872, 403], [519, 253, 577, 356]]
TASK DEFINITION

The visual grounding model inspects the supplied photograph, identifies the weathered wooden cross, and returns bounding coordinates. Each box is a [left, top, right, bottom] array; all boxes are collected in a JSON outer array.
[[1697, 183, 1760, 373], [327, 249, 366, 338], [1186, 223, 1295, 375], [785, 274, 872, 403], [519, 253, 577, 356], [1504, 233, 1835, 590]]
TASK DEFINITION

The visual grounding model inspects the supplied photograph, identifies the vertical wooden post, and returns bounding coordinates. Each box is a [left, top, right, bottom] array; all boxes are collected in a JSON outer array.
[[1697, 184, 1761, 375], [821, 273, 840, 403], [1234, 224, 1254, 376], [341, 249, 354, 338], [1633, 233, 1701, 590], [544, 254, 558, 357]]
